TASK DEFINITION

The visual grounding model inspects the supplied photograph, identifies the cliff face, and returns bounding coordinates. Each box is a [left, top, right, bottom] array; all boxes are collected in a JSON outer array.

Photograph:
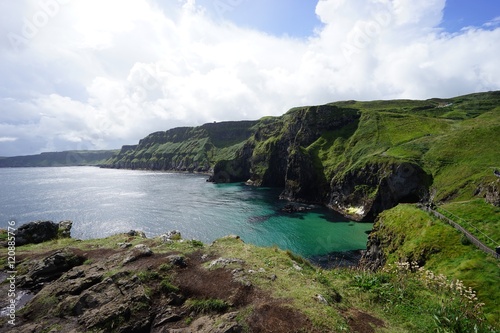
[[106, 121, 258, 172], [0, 150, 118, 167], [328, 162, 432, 220], [104, 91, 500, 220]]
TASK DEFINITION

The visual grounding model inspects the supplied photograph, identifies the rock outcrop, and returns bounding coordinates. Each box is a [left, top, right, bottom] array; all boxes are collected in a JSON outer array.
[[329, 162, 432, 221], [17, 249, 86, 290], [2, 233, 322, 333], [477, 179, 500, 207], [13, 220, 73, 246]]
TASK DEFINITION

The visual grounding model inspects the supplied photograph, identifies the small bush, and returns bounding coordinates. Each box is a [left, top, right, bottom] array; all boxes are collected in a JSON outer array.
[[0, 229, 7, 241], [170, 233, 182, 241], [286, 250, 312, 269], [159, 263, 173, 272], [460, 234, 471, 246], [186, 298, 229, 314], [160, 278, 179, 293], [137, 271, 160, 282], [189, 239, 204, 248]]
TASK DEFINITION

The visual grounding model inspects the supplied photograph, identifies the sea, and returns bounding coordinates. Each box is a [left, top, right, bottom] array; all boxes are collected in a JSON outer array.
[[0, 167, 372, 261]]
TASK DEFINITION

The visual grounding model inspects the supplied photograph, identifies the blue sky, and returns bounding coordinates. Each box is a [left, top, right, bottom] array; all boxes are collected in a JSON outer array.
[[441, 0, 500, 32], [191, 0, 500, 37], [196, 0, 322, 37], [0, 0, 499, 156]]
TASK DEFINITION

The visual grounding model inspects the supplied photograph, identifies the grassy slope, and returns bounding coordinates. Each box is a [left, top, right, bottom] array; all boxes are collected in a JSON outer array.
[[315, 93, 499, 192], [108, 122, 256, 170], [439, 199, 500, 250], [303, 92, 500, 243], [372, 204, 500, 325], [1, 233, 496, 332]]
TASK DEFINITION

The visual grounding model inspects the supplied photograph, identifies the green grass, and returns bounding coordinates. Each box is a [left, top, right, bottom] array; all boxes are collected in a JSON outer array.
[[373, 204, 500, 325], [302, 93, 500, 200], [440, 199, 500, 249], [136, 270, 160, 282], [185, 298, 230, 314], [211, 234, 499, 332], [160, 278, 179, 293], [209, 237, 347, 331]]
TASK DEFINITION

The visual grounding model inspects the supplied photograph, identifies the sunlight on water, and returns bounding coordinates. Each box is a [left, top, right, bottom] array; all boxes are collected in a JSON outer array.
[[0, 167, 372, 257]]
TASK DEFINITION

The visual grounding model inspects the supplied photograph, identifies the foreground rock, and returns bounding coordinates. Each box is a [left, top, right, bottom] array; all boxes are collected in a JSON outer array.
[[7, 220, 73, 247], [17, 249, 86, 291], [0, 232, 324, 333]]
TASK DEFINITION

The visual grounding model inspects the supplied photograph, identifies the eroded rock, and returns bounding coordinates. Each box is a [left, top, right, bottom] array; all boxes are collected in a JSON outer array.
[[123, 244, 153, 264], [159, 230, 182, 243], [15, 221, 59, 246], [18, 249, 86, 290]]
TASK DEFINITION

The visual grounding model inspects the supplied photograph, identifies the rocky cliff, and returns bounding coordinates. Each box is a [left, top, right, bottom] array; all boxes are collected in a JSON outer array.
[[0, 150, 118, 167], [104, 91, 500, 220], [106, 121, 258, 172]]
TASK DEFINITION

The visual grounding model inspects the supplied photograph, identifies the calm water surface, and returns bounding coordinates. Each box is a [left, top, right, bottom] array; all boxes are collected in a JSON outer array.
[[0, 167, 372, 257]]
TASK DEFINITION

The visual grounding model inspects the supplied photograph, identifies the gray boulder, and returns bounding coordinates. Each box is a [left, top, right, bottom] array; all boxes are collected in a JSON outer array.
[[16, 221, 59, 246], [13, 220, 73, 246]]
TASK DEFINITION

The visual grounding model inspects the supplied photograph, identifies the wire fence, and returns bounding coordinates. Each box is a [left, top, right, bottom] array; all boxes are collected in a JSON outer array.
[[436, 206, 499, 249], [420, 205, 499, 260]]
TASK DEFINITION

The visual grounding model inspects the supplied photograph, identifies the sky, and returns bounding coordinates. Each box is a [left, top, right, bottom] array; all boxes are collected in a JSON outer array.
[[0, 0, 499, 156]]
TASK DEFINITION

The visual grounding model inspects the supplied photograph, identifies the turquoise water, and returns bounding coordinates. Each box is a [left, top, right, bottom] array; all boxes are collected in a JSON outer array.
[[0, 167, 372, 258]]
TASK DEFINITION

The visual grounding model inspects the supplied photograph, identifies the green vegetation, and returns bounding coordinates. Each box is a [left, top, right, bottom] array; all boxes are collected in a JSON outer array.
[[440, 199, 500, 249], [104, 121, 258, 171], [347, 263, 491, 332], [211, 234, 498, 331], [185, 298, 230, 314], [160, 278, 179, 293], [136, 270, 160, 282], [308, 92, 500, 204], [0, 150, 118, 167], [370, 204, 500, 324]]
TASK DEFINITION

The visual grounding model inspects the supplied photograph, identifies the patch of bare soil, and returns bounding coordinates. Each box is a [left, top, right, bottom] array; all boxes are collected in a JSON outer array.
[[248, 299, 314, 333], [343, 308, 385, 333], [174, 252, 316, 333], [174, 252, 253, 307]]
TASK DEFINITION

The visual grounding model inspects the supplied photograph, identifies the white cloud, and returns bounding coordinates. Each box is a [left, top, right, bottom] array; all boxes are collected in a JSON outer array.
[[0, 137, 17, 143], [0, 0, 499, 156]]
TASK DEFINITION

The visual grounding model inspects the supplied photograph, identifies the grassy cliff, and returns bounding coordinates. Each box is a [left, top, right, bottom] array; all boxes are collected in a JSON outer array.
[[104, 91, 500, 221], [0, 150, 119, 167], [365, 204, 499, 325], [104, 121, 258, 172]]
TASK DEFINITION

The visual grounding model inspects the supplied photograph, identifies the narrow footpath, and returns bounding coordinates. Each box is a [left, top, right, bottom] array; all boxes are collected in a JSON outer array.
[[420, 205, 499, 259]]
